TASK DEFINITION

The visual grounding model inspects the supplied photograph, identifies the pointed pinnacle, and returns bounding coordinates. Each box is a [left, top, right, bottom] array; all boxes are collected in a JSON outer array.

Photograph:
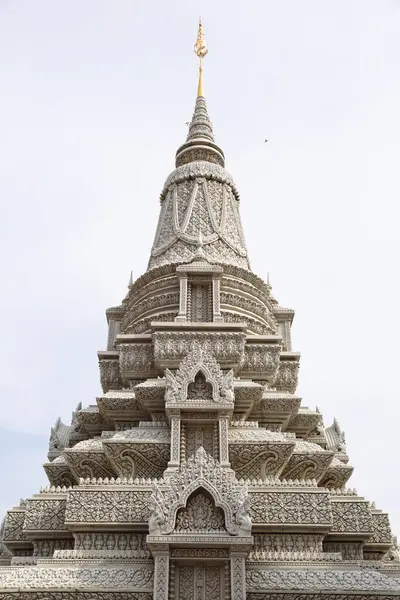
[[186, 96, 214, 142], [128, 270, 133, 288]]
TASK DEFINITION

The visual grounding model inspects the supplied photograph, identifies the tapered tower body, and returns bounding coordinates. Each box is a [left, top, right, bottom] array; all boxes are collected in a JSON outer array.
[[1, 22, 399, 600]]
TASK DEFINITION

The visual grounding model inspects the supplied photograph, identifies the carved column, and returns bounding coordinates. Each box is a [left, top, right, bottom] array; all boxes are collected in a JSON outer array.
[[175, 274, 188, 322], [219, 416, 229, 466], [107, 319, 121, 350], [168, 413, 181, 468], [231, 552, 246, 600], [153, 551, 170, 600], [212, 274, 224, 323]]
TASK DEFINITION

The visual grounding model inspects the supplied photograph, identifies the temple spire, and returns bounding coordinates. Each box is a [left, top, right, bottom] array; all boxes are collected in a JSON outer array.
[[175, 19, 225, 168], [194, 17, 208, 98]]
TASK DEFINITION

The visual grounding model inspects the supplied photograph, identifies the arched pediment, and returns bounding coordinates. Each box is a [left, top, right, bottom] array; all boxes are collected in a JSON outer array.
[[165, 343, 234, 405], [175, 489, 226, 533], [148, 446, 251, 537]]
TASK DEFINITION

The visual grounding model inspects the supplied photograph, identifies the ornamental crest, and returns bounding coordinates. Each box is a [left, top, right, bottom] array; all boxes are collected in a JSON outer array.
[[165, 344, 234, 405], [148, 446, 251, 536]]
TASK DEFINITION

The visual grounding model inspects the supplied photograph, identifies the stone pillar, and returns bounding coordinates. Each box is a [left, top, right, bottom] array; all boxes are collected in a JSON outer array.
[[219, 416, 229, 466], [107, 319, 120, 350], [175, 275, 188, 322], [153, 552, 170, 600], [168, 413, 181, 468], [212, 274, 224, 322], [231, 552, 246, 600]]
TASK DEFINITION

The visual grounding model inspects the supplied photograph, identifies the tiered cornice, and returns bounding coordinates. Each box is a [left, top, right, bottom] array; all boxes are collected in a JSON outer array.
[[1, 19, 399, 600]]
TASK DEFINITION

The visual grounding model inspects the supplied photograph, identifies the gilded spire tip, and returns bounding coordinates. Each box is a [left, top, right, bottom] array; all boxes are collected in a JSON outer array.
[[194, 17, 208, 97]]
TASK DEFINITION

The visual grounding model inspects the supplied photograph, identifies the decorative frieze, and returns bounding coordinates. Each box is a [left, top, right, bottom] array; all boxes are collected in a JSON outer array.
[[33, 538, 73, 557], [249, 491, 331, 526], [73, 532, 149, 554], [0, 565, 154, 591], [99, 358, 123, 393], [273, 360, 300, 394], [103, 442, 170, 479], [229, 442, 294, 480], [323, 541, 364, 561], [368, 511, 392, 545], [252, 534, 324, 553], [2, 509, 30, 544], [239, 343, 281, 378], [245, 567, 400, 592], [65, 489, 152, 525], [118, 343, 156, 376], [122, 292, 179, 332], [23, 497, 68, 533], [153, 331, 246, 368], [329, 498, 372, 535]]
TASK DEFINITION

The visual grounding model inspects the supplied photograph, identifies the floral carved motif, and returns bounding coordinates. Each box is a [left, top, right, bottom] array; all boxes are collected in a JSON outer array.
[[118, 344, 155, 374], [273, 361, 300, 394], [330, 500, 372, 534], [2, 511, 29, 543], [23, 498, 68, 532], [175, 492, 226, 532], [0, 566, 154, 591], [229, 443, 294, 479], [249, 492, 331, 525], [148, 447, 251, 537], [165, 343, 234, 405], [239, 344, 281, 377], [99, 359, 123, 393], [369, 512, 392, 544], [65, 490, 151, 524], [102, 443, 170, 479], [245, 568, 400, 591], [153, 331, 246, 366]]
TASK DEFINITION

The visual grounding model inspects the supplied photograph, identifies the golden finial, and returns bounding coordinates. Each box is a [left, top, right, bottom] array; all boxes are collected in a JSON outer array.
[[194, 17, 208, 97]]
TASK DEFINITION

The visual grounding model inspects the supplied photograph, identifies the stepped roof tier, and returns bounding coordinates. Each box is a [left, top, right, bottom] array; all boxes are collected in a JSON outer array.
[[1, 19, 399, 600]]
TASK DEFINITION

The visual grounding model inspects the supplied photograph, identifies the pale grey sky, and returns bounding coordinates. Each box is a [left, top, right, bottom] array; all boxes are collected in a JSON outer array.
[[0, 1, 399, 534]]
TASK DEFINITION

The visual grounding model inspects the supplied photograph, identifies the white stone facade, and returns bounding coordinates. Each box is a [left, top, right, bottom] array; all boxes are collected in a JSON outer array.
[[1, 69, 399, 600]]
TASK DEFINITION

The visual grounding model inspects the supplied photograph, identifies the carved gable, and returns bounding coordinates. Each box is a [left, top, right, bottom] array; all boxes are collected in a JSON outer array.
[[148, 446, 252, 537], [165, 344, 234, 405]]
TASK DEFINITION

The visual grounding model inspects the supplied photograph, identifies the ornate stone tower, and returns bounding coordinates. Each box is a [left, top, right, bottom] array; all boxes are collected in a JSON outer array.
[[1, 20, 399, 600]]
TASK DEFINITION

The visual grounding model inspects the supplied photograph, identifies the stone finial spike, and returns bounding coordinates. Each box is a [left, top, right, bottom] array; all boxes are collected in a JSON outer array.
[[128, 271, 133, 288], [194, 17, 208, 98]]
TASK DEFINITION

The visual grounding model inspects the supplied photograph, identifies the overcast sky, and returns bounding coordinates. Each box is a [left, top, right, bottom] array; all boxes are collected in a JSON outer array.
[[0, 1, 399, 535]]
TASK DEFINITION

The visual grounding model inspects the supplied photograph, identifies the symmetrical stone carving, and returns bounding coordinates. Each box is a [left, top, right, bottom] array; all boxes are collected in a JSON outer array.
[[239, 343, 281, 377], [65, 490, 152, 524], [175, 491, 226, 532], [1, 35, 400, 600], [273, 360, 300, 394], [149, 161, 249, 270], [23, 497, 68, 532], [99, 359, 123, 392], [2, 509, 29, 543], [246, 567, 400, 591], [330, 499, 372, 534], [165, 344, 234, 406], [0, 565, 154, 590], [249, 491, 331, 526], [148, 447, 251, 537], [153, 331, 246, 367], [103, 442, 170, 478], [119, 343, 155, 374]]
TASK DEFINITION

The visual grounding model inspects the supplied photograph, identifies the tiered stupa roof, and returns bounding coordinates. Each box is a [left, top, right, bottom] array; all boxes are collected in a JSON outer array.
[[0, 18, 399, 600]]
